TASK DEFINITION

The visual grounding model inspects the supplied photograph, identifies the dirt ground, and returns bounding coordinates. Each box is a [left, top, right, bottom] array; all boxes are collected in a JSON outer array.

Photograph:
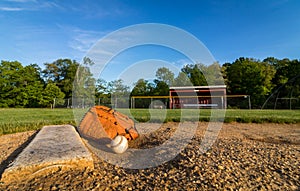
[[0, 122, 299, 190]]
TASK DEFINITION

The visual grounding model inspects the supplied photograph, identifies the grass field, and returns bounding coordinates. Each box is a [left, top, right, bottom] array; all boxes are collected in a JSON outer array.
[[0, 108, 299, 135], [0, 108, 76, 135], [123, 109, 300, 123]]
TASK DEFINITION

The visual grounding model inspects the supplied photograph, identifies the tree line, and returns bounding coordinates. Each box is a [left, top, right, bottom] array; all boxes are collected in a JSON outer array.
[[0, 57, 299, 108]]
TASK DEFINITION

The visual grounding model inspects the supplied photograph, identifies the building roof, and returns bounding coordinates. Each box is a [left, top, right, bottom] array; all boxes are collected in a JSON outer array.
[[169, 85, 226, 90]]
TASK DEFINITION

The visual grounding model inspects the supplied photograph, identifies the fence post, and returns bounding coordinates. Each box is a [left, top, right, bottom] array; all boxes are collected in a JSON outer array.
[[248, 95, 251, 109], [53, 98, 56, 109]]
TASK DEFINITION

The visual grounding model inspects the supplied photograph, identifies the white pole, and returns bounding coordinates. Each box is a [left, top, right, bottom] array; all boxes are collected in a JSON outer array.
[[151, 98, 153, 109], [221, 96, 224, 109], [133, 97, 135, 109]]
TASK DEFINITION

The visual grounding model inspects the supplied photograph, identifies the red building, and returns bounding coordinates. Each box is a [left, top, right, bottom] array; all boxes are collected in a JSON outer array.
[[169, 86, 227, 109]]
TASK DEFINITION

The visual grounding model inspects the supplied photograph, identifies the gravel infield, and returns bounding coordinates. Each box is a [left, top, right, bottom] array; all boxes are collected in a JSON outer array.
[[0, 122, 299, 190]]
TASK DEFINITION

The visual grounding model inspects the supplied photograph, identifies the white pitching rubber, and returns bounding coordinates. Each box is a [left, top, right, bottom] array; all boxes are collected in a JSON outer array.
[[110, 135, 128, 154]]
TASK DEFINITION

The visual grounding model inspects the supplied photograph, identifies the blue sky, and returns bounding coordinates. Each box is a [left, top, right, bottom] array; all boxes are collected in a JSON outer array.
[[1, 0, 300, 82]]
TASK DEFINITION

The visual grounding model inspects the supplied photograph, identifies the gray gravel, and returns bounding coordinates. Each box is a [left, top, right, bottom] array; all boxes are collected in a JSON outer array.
[[0, 123, 299, 191]]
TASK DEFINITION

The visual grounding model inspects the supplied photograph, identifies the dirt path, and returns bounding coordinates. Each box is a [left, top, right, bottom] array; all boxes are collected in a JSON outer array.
[[0, 123, 299, 190]]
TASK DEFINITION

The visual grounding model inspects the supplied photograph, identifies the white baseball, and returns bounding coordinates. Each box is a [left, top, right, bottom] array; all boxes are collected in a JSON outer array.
[[110, 135, 128, 154]]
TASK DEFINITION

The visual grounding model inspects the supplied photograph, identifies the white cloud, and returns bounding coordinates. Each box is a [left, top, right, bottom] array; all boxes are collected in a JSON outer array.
[[66, 28, 105, 53], [0, 7, 24, 11], [68, 28, 140, 54], [0, 0, 61, 11], [5, 0, 36, 2], [39, 1, 61, 9], [64, 1, 130, 19]]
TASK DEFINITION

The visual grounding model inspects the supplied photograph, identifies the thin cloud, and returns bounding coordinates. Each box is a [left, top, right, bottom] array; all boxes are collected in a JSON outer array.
[[70, 32, 101, 52], [5, 0, 37, 2], [61, 26, 106, 53], [64, 0, 132, 19], [0, 0, 61, 11], [0, 7, 24, 11], [38, 1, 61, 9]]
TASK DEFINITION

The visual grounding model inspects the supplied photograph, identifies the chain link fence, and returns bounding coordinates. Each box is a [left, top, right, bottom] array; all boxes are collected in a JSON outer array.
[[53, 95, 254, 109], [53, 97, 130, 109]]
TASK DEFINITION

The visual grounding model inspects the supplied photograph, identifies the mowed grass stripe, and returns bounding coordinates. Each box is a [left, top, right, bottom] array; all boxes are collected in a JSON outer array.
[[0, 108, 299, 135]]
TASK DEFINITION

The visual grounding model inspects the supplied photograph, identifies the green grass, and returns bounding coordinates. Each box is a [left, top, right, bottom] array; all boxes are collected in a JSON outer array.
[[0, 108, 76, 135], [0, 108, 299, 135], [224, 109, 300, 123], [119, 109, 300, 124]]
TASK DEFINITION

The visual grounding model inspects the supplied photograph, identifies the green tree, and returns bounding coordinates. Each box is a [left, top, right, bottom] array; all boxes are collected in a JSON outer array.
[[173, 72, 192, 86], [152, 67, 175, 96], [263, 57, 300, 109], [155, 67, 175, 86], [153, 80, 169, 96], [95, 78, 108, 95], [131, 79, 151, 96], [43, 59, 79, 98], [39, 83, 65, 108], [203, 62, 224, 85], [130, 79, 153, 108], [107, 79, 130, 108], [0, 61, 44, 107], [264, 57, 300, 88], [225, 57, 276, 108], [181, 64, 207, 86], [0, 61, 24, 107], [108, 79, 130, 96], [264, 57, 289, 86], [95, 78, 110, 106], [72, 63, 96, 108], [20, 64, 44, 107]]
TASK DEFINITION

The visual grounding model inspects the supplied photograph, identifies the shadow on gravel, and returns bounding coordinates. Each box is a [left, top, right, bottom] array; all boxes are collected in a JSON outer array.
[[0, 131, 39, 180], [243, 134, 300, 145]]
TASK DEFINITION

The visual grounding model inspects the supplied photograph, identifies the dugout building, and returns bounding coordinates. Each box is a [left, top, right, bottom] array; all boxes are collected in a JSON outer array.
[[169, 86, 227, 109]]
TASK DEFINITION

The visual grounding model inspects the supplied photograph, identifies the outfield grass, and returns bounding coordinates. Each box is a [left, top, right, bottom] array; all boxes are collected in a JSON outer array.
[[0, 108, 76, 135], [121, 109, 300, 123], [0, 108, 299, 135], [224, 109, 300, 123]]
